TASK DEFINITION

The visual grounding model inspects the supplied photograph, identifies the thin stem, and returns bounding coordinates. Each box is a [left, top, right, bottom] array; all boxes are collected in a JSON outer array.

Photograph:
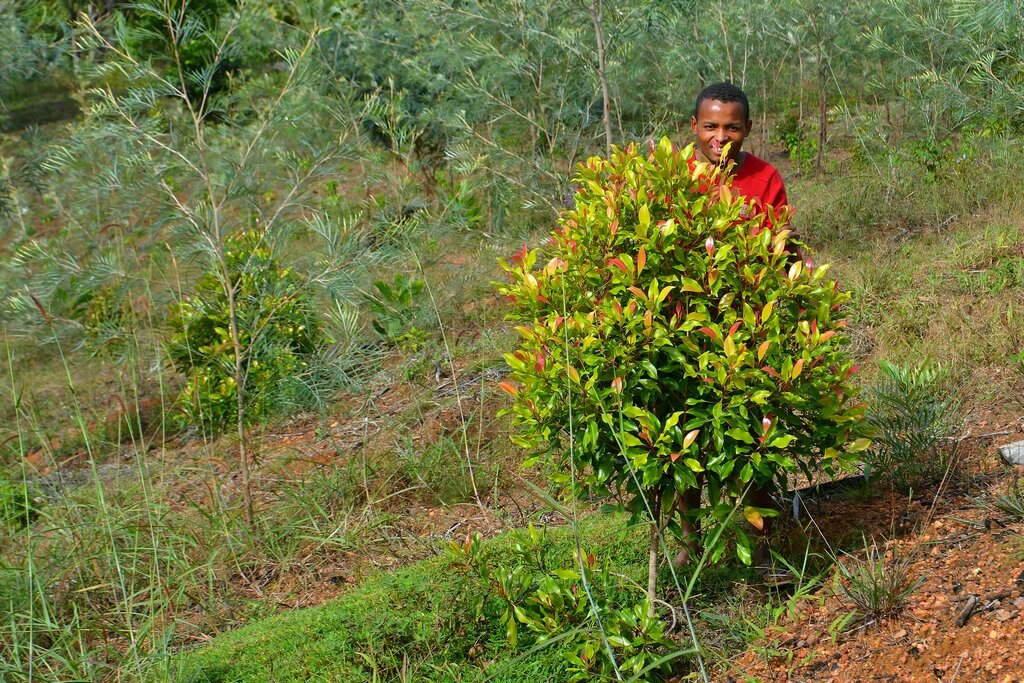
[[410, 250, 484, 512], [590, 0, 614, 156]]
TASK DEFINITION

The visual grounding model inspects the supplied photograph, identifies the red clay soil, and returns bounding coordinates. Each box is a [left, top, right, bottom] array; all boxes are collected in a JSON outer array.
[[722, 418, 1024, 683]]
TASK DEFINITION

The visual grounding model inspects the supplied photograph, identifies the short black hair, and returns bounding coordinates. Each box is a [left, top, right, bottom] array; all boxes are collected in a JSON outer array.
[[694, 82, 750, 121]]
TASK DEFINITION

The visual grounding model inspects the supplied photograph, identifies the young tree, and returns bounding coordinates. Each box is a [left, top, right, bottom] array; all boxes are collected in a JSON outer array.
[[499, 139, 869, 604], [40, 2, 373, 524], [865, 0, 1024, 133]]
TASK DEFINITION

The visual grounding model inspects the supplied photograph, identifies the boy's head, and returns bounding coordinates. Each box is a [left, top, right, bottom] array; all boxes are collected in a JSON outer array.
[[691, 82, 752, 165]]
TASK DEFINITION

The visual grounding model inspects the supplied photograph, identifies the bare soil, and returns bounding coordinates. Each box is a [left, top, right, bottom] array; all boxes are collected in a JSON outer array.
[[722, 412, 1024, 683]]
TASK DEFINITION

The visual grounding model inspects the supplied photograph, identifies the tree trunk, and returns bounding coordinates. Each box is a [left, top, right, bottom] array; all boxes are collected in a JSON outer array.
[[590, 0, 614, 156], [222, 255, 254, 527], [816, 57, 827, 172]]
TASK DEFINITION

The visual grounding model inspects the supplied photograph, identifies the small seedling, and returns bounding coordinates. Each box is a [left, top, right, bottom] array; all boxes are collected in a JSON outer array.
[[834, 540, 922, 626]]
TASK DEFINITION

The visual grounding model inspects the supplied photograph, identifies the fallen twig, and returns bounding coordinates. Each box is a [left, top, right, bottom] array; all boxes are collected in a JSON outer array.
[[955, 594, 979, 627]]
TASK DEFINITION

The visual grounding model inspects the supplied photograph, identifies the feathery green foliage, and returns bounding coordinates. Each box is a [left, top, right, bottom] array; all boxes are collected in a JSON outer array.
[[865, 361, 963, 489]]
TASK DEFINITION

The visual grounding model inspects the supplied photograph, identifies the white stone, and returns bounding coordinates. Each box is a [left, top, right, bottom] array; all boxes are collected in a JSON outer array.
[[998, 441, 1024, 466]]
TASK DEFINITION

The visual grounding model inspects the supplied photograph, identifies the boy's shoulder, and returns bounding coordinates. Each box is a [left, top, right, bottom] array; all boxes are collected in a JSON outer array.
[[738, 153, 781, 178]]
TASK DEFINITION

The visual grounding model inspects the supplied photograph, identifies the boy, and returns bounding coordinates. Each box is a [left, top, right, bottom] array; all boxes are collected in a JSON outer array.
[[674, 82, 791, 583], [690, 81, 787, 222]]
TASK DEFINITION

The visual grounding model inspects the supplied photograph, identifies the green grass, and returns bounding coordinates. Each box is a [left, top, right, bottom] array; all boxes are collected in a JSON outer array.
[[173, 514, 657, 683], [790, 165, 1024, 389]]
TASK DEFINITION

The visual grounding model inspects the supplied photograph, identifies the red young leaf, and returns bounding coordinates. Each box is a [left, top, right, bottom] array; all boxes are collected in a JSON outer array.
[[698, 326, 719, 340], [728, 321, 741, 337]]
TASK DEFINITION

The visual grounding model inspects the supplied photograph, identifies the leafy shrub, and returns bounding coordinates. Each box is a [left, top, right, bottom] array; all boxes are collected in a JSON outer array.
[[365, 273, 427, 351], [498, 138, 868, 572], [168, 230, 326, 430], [449, 526, 684, 682], [436, 172, 485, 231], [865, 361, 963, 489], [772, 110, 817, 172]]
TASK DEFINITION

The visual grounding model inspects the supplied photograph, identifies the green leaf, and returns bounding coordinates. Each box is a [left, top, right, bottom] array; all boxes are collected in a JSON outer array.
[[848, 437, 872, 452], [769, 434, 796, 449], [725, 427, 755, 444], [735, 528, 753, 565], [680, 278, 703, 293], [684, 458, 704, 472]]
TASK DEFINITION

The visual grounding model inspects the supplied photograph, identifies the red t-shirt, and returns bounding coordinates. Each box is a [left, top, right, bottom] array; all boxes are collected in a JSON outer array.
[[689, 152, 788, 226], [731, 153, 787, 218]]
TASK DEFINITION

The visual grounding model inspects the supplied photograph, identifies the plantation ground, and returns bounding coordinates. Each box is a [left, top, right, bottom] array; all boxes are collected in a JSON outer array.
[[4, 13, 1024, 675], [6, 184, 1024, 680], [120, 360, 1024, 683]]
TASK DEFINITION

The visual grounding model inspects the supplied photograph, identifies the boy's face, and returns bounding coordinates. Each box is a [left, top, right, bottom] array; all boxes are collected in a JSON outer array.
[[690, 99, 752, 165]]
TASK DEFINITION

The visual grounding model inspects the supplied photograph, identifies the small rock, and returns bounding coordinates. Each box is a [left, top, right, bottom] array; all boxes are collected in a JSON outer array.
[[1012, 597, 1024, 609], [999, 441, 1024, 466]]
